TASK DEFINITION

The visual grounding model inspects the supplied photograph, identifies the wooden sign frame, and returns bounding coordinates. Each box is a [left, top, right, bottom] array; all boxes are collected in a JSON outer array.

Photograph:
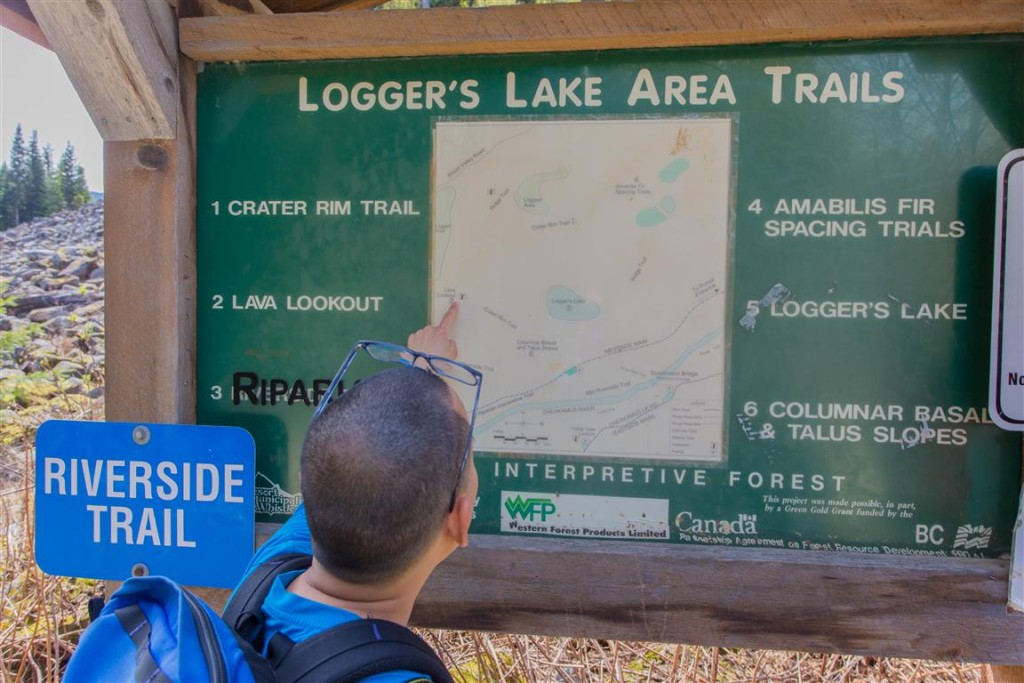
[[24, 0, 1022, 667]]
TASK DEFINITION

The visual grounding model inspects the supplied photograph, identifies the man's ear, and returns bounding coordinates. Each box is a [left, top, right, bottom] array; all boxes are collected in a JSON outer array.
[[444, 493, 474, 548]]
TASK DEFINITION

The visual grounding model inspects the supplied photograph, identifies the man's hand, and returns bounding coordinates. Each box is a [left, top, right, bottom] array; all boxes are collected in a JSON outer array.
[[408, 301, 459, 359]]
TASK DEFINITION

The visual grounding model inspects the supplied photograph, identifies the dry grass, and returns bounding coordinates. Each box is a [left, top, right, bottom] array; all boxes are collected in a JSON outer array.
[[1, 396, 104, 683], [0, 388, 988, 682], [419, 631, 985, 683]]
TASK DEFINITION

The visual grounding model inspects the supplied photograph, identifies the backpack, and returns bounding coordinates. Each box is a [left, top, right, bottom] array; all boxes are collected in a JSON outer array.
[[63, 553, 454, 683]]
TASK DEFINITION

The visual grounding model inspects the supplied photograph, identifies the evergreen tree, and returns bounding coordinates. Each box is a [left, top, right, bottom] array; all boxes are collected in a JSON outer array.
[[42, 143, 54, 178], [4, 124, 29, 226], [0, 163, 13, 229], [0, 128, 91, 229], [71, 164, 90, 208], [26, 130, 48, 221], [57, 142, 90, 209], [57, 142, 77, 209], [43, 144, 64, 214]]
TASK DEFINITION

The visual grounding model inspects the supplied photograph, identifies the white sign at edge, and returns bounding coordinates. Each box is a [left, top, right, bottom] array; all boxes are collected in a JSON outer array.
[[989, 148, 1024, 431]]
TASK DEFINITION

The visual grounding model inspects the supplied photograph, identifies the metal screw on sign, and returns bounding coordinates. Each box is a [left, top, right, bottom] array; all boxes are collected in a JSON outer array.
[[132, 426, 150, 446], [131, 563, 150, 578]]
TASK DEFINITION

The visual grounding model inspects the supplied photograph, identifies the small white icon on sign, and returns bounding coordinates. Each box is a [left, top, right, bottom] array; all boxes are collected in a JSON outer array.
[[953, 524, 992, 550], [255, 472, 302, 516]]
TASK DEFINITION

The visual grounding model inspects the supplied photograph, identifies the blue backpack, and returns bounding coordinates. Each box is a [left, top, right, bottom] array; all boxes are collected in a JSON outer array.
[[63, 553, 454, 683]]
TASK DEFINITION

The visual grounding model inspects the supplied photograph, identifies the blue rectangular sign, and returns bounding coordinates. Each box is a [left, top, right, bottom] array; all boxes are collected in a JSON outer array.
[[35, 420, 256, 588]]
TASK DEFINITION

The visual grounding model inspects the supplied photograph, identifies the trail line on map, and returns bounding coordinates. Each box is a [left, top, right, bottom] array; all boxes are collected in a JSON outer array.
[[478, 290, 724, 412], [433, 125, 535, 281], [582, 372, 724, 454], [475, 325, 723, 436]]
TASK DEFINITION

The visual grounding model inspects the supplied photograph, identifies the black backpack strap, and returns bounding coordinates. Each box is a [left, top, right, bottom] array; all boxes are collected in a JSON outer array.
[[224, 553, 452, 683], [183, 591, 229, 683], [114, 605, 173, 683], [223, 552, 313, 646], [87, 594, 105, 623], [273, 618, 453, 683]]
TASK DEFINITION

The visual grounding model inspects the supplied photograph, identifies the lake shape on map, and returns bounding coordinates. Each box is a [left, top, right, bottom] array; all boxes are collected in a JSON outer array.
[[547, 286, 601, 321]]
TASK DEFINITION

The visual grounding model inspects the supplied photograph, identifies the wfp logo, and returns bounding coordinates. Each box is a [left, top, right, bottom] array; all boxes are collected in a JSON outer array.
[[503, 495, 557, 522], [953, 524, 992, 550]]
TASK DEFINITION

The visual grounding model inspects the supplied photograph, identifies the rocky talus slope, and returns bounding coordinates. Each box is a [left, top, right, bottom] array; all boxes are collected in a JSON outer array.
[[0, 201, 106, 419]]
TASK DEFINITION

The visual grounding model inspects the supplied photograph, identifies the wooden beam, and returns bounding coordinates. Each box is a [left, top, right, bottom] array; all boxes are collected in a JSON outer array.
[[187, 0, 380, 15], [180, 0, 1024, 62], [191, 0, 267, 17], [220, 524, 1024, 664], [0, 0, 49, 49], [28, 0, 178, 140], [326, 0, 391, 10], [409, 535, 1024, 665], [250, 0, 275, 15]]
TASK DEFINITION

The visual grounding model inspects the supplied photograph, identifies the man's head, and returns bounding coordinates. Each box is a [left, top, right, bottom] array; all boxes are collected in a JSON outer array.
[[301, 366, 472, 584]]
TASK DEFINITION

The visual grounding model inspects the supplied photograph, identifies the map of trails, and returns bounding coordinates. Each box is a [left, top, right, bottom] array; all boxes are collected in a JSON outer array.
[[431, 118, 731, 461]]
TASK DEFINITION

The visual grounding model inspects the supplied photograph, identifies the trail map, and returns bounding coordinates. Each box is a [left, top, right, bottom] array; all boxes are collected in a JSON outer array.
[[432, 118, 732, 461]]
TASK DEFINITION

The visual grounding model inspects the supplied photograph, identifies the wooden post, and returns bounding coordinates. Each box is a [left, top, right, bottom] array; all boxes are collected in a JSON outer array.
[[103, 58, 196, 425], [27, 0, 191, 423]]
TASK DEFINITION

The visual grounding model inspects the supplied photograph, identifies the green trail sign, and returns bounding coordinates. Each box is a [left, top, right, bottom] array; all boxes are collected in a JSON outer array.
[[197, 36, 1023, 559]]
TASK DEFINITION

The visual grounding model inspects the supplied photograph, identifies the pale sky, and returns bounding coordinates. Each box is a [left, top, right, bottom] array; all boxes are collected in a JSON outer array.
[[0, 27, 104, 192]]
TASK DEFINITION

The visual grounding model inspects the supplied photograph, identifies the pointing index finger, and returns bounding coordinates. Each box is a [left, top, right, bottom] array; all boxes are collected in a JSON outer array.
[[438, 301, 459, 332]]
